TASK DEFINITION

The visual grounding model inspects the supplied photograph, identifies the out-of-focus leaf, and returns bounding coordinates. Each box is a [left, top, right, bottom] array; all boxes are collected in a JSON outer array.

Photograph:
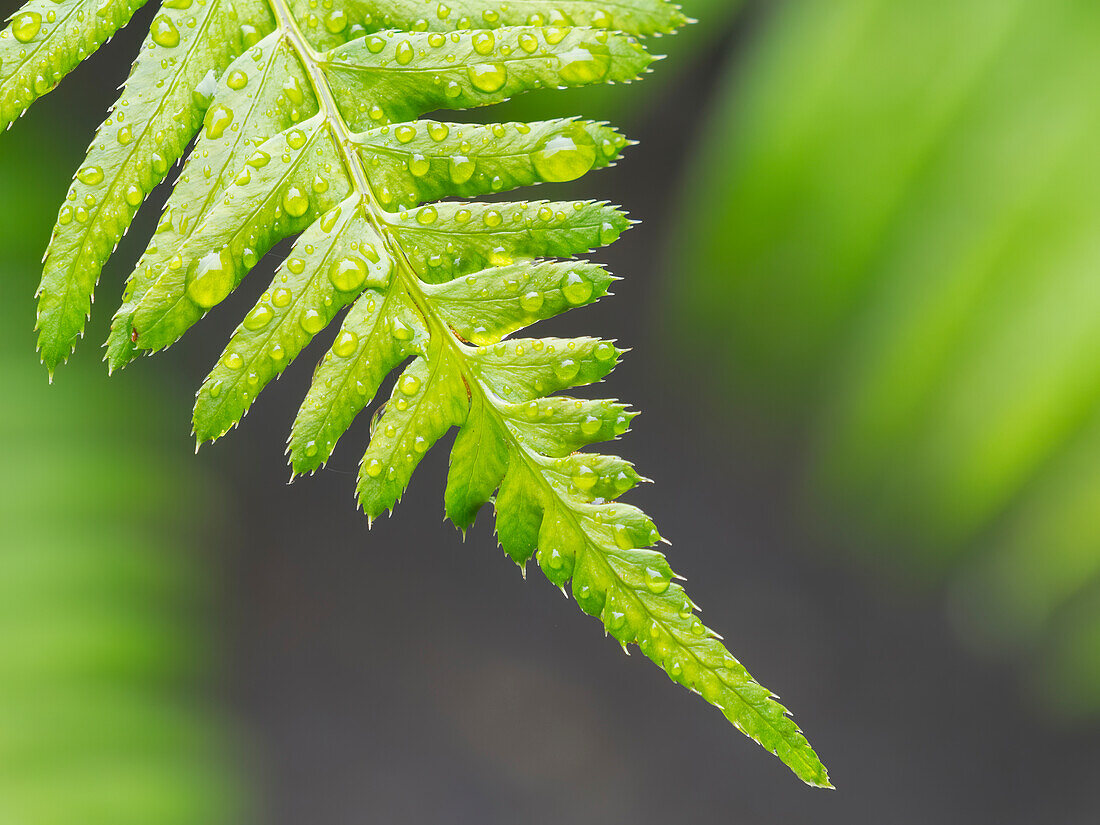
[[0, 123, 246, 825], [670, 0, 1100, 710]]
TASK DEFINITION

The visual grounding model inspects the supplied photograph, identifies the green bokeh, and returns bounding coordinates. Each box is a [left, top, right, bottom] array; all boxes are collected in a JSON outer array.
[[0, 120, 247, 823], [670, 0, 1100, 712]]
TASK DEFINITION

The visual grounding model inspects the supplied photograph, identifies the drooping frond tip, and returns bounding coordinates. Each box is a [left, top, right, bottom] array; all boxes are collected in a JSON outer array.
[[3, 0, 830, 788]]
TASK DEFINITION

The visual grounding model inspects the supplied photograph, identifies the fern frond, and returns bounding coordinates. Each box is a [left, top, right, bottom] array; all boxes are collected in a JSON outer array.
[[13, 0, 831, 788], [0, 0, 148, 130]]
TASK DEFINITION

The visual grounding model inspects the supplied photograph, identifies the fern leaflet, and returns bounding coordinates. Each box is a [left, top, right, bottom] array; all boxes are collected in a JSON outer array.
[[4, 0, 831, 787]]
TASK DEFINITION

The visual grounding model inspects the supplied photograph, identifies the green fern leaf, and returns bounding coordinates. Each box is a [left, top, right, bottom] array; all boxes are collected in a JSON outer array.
[[0, 0, 149, 130], [12, 0, 831, 788]]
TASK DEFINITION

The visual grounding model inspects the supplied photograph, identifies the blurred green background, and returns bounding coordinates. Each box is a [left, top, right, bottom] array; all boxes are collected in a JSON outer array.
[[6, 0, 1100, 822], [0, 119, 247, 823], [672, 0, 1100, 713]]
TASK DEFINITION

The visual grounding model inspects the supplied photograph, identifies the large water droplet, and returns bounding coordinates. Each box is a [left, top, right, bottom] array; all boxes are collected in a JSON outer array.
[[449, 155, 475, 184], [243, 303, 274, 331], [188, 249, 235, 308], [554, 357, 580, 381], [282, 186, 310, 218], [77, 166, 104, 186], [300, 308, 326, 334], [561, 271, 593, 304], [468, 63, 508, 93], [150, 16, 180, 48], [520, 291, 544, 313], [558, 43, 612, 84], [329, 256, 367, 292], [532, 128, 597, 183], [472, 31, 495, 55], [204, 104, 233, 139], [644, 567, 670, 595], [333, 329, 359, 357], [580, 416, 601, 437], [572, 464, 598, 491], [12, 12, 42, 43]]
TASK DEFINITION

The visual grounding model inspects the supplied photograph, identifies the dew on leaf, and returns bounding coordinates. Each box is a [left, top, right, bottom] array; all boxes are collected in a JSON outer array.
[[12, 12, 42, 43], [282, 186, 310, 217], [333, 330, 359, 357], [188, 250, 235, 308], [532, 130, 597, 183], [329, 256, 367, 292], [150, 16, 181, 48], [561, 271, 593, 304], [468, 63, 508, 93]]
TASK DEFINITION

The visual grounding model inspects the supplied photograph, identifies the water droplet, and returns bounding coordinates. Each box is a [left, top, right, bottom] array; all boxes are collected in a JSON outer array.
[[324, 9, 347, 33], [644, 567, 670, 595], [544, 27, 569, 46], [392, 318, 414, 341], [532, 128, 597, 183], [561, 271, 593, 304], [150, 16, 180, 48], [300, 308, 326, 334], [518, 32, 539, 53], [396, 40, 415, 64], [468, 63, 508, 93], [333, 330, 359, 357], [594, 342, 616, 362], [394, 124, 417, 144], [449, 155, 475, 184], [77, 166, 104, 186], [272, 287, 292, 307], [329, 256, 367, 292], [282, 186, 310, 218], [572, 464, 598, 491], [188, 249, 235, 308], [558, 43, 612, 84], [286, 129, 307, 149], [226, 70, 248, 90], [365, 458, 383, 477], [399, 374, 422, 396], [408, 153, 430, 177], [613, 524, 633, 549], [223, 352, 244, 370], [580, 416, 601, 437], [427, 122, 450, 141], [241, 23, 262, 46], [472, 31, 495, 55], [520, 291, 544, 313], [204, 104, 233, 139], [117, 126, 133, 145], [416, 206, 438, 225], [243, 303, 274, 330], [12, 12, 42, 43], [592, 9, 613, 28], [553, 357, 580, 382]]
